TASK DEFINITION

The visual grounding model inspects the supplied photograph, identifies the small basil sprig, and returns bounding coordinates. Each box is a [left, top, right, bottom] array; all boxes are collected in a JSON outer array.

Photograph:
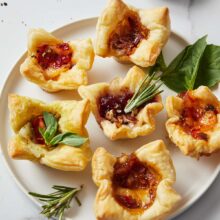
[[39, 112, 58, 145], [161, 36, 207, 92], [195, 44, 220, 88], [50, 132, 88, 147], [39, 112, 87, 147], [153, 35, 220, 93]]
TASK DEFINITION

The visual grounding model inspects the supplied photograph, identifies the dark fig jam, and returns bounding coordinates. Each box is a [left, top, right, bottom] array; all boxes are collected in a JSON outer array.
[[31, 115, 46, 145], [109, 12, 148, 56], [112, 153, 160, 211], [178, 91, 218, 140], [35, 43, 73, 70], [98, 89, 137, 125], [113, 154, 159, 189], [98, 91, 133, 117]]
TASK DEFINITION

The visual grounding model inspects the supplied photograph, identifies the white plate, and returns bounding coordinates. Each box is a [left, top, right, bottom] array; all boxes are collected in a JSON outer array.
[[0, 17, 219, 220]]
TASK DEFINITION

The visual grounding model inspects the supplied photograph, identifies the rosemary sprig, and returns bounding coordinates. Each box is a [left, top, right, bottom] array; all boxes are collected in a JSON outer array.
[[29, 185, 83, 220], [124, 72, 163, 113]]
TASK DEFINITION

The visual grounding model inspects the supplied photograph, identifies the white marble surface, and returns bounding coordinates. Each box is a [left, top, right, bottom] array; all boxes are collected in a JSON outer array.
[[0, 0, 219, 219]]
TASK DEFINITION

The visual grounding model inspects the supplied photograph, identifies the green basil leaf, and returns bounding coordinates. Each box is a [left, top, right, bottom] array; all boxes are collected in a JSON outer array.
[[49, 133, 65, 145], [161, 35, 207, 92], [42, 112, 58, 142], [43, 124, 57, 144], [60, 133, 87, 147], [43, 112, 57, 128], [50, 132, 87, 147], [195, 44, 220, 88], [38, 127, 45, 137], [149, 52, 167, 75]]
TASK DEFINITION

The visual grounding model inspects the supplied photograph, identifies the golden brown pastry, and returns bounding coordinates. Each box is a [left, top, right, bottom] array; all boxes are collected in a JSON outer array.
[[8, 94, 92, 171], [20, 28, 94, 92], [166, 86, 220, 158], [78, 66, 163, 140], [92, 140, 181, 220], [95, 0, 170, 67]]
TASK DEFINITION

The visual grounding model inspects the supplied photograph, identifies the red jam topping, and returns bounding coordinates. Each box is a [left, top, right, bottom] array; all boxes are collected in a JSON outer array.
[[36, 43, 73, 70], [115, 194, 141, 209], [112, 154, 160, 211], [109, 12, 148, 56], [178, 91, 219, 140], [31, 115, 46, 145]]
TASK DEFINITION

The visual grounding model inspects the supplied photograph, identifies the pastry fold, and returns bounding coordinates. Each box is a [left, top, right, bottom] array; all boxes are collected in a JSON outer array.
[[20, 28, 94, 92], [8, 94, 92, 171], [78, 66, 163, 140], [95, 0, 170, 67], [92, 140, 181, 220], [166, 86, 220, 158]]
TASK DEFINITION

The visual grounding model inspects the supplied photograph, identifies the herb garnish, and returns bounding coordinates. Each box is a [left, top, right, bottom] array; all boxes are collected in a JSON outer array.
[[195, 44, 220, 88], [39, 112, 88, 147], [29, 185, 83, 220], [152, 35, 220, 92], [124, 72, 163, 113]]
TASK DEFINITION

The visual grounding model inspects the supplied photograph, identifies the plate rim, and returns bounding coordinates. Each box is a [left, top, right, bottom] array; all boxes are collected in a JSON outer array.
[[0, 16, 219, 220]]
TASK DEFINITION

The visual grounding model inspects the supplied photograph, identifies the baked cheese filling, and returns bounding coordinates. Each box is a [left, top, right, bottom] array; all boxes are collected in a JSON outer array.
[[178, 91, 219, 141], [109, 12, 149, 56], [112, 153, 161, 214]]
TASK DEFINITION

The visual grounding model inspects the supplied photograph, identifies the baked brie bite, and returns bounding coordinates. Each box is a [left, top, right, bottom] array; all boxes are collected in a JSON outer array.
[[95, 0, 170, 67], [166, 86, 220, 158], [78, 66, 163, 140], [20, 28, 94, 92], [92, 140, 181, 220], [8, 94, 92, 171]]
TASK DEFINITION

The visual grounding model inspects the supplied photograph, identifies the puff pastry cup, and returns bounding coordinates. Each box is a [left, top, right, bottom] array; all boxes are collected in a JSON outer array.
[[166, 86, 220, 158], [95, 0, 170, 67], [20, 28, 94, 92], [8, 94, 92, 171], [78, 66, 163, 140], [92, 140, 181, 220]]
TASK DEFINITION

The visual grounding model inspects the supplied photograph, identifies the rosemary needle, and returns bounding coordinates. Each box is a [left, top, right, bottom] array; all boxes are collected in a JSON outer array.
[[29, 185, 83, 220], [124, 72, 163, 113]]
